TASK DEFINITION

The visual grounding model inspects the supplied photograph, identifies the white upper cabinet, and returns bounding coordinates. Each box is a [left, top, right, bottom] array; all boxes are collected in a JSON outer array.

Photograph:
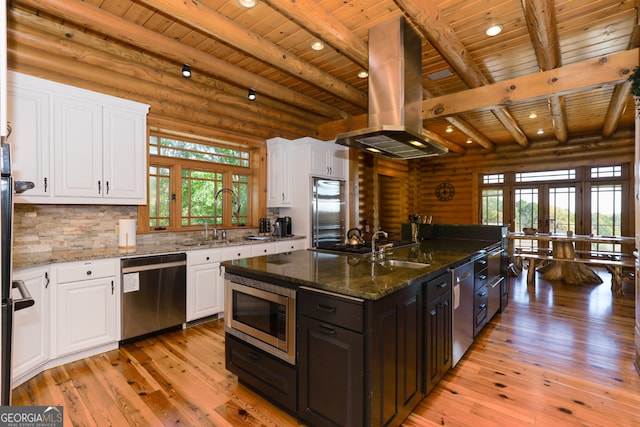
[[7, 76, 51, 198], [53, 94, 103, 198], [308, 140, 347, 179], [8, 71, 149, 205], [267, 138, 293, 207]]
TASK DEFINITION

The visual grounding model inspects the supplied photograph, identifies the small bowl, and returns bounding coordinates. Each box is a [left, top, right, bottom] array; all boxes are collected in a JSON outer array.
[[523, 228, 538, 235]]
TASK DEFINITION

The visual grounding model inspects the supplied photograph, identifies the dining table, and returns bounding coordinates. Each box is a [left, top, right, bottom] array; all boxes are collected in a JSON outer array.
[[508, 232, 635, 294]]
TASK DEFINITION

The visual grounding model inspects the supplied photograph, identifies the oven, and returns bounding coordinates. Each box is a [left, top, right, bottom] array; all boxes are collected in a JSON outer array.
[[225, 273, 296, 365]]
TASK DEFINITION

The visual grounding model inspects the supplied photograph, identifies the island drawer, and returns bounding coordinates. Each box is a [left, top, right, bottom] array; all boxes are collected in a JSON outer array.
[[474, 256, 488, 274], [298, 289, 364, 333], [225, 334, 297, 412], [424, 272, 451, 301]]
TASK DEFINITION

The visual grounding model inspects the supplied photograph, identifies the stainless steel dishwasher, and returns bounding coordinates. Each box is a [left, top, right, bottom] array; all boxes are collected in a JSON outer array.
[[451, 259, 474, 367], [120, 253, 187, 341]]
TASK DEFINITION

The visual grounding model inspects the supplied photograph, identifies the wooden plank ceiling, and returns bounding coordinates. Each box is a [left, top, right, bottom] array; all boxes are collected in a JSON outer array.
[[6, 0, 639, 153]]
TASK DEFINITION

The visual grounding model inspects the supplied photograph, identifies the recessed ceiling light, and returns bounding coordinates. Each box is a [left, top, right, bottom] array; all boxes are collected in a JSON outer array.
[[237, 0, 257, 8], [486, 24, 503, 37], [366, 147, 381, 153], [529, 112, 538, 119], [466, 138, 473, 144], [358, 70, 369, 79], [311, 41, 324, 51], [446, 125, 453, 133], [537, 129, 544, 135]]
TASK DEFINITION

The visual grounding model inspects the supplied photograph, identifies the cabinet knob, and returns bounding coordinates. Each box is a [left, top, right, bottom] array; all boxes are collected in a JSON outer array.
[[206, 256, 210, 261], [86, 270, 92, 276]]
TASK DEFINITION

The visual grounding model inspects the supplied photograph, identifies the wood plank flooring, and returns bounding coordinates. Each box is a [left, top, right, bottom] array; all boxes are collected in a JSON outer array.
[[12, 268, 640, 426]]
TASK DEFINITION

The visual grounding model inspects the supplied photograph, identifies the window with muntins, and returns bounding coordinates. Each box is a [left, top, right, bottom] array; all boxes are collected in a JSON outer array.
[[142, 133, 252, 232]]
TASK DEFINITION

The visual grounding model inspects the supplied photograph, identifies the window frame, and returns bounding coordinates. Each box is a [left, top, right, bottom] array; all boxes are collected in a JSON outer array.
[[479, 164, 631, 238], [138, 131, 261, 233]]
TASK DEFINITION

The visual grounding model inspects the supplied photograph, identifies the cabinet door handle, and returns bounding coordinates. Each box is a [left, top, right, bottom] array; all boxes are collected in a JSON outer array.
[[479, 291, 487, 297], [479, 303, 487, 309], [44, 177, 48, 193], [478, 260, 487, 266], [316, 304, 336, 313], [318, 324, 336, 336], [281, 192, 285, 202], [478, 275, 487, 281], [106, 181, 110, 195], [98, 180, 101, 194], [436, 281, 448, 289], [44, 272, 50, 288], [111, 280, 114, 295]]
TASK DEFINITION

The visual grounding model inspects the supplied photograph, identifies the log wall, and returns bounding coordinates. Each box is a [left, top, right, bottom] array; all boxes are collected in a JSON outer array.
[[357, 133, 635, 230]]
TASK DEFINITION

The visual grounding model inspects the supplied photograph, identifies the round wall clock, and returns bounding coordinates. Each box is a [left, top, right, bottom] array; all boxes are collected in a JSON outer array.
[[435, 182, 455, 201]]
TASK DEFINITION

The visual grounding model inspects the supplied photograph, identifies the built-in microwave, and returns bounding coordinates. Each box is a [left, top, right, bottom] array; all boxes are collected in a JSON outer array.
[[225, 273, 296, 365]]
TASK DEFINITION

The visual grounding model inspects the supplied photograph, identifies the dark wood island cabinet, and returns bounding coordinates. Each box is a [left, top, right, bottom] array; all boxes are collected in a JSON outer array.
[[423, 271, 452, 394], [299, 280, 424, 427], [298, 288, 365, 427], [223, 225, 506, 427]]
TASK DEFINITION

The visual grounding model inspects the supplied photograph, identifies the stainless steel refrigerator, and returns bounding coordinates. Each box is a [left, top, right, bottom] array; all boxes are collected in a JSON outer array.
[[311, 178, 346, 248], [1, 139, 34, 405]]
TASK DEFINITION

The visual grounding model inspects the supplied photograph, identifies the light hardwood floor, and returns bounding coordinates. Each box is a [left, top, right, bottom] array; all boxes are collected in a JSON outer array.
[[12, 268, 640, 426]]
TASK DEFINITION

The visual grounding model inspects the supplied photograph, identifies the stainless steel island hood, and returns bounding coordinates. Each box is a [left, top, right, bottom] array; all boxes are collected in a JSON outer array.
[[336, 16, 447, 159]]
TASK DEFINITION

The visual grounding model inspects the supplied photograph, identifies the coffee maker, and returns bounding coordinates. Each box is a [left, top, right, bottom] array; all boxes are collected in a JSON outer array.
[[276, 216, 292, 237]]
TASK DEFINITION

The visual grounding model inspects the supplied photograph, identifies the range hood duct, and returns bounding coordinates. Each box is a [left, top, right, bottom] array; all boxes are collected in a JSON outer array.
[[335, 16, 447, 159]]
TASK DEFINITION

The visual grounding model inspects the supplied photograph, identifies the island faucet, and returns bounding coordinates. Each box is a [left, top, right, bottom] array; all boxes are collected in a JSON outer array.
[[371, 230, 388, 260], [213, 187, 240, 240]]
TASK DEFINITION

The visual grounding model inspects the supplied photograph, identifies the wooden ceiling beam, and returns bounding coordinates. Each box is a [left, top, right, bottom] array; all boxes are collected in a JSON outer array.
[[8, 9, 323, 135], [601, 9, 640, 138], [12, 0, 348, 121], [7, 44, 309, 139], [396, 0, 529, 147], [421, 48, 638, 118], [136, 0, 367, 110], [523, 0, 568, 143], [262, 0, 369, 69], [444, 117, 495, 151]]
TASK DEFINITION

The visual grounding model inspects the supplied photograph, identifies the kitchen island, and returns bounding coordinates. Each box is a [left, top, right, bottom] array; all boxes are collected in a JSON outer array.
[[223, 235, 505, 427]]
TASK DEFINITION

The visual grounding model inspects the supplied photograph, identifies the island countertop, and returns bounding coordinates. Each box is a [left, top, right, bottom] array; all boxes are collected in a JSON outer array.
[[223, 238, 496, 300]]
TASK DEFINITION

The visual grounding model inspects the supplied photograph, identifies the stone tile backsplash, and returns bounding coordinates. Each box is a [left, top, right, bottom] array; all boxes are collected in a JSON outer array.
[[13, 204, 282, 254]]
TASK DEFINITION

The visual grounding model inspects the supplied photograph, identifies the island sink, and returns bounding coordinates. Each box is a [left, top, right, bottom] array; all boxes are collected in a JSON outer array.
[[377, 259, 429, 269]]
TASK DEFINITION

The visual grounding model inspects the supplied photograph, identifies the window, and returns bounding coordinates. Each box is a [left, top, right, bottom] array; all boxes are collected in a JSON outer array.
[[141, 133, 254, 232], [481, 188, 503, 225], [480, 164, 630, 255]]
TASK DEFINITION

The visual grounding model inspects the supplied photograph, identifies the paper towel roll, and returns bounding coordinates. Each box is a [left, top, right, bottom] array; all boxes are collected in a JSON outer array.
[[118, 218, 137, 249]]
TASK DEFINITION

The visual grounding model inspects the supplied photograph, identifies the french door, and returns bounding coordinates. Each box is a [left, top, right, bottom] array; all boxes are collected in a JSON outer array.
[[514, 184, 577, 234]]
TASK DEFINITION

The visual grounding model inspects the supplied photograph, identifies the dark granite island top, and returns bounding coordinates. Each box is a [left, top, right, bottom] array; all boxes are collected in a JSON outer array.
[[222, 238, 495, 300]]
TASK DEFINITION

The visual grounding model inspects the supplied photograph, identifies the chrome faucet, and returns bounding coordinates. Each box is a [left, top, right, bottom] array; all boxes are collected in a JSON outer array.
[[371, 230, 388, 260], [213, 187, 240, 240]]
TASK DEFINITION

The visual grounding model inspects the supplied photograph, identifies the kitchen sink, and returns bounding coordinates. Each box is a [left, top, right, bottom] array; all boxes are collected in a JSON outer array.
[[377, 259, 429, 269]]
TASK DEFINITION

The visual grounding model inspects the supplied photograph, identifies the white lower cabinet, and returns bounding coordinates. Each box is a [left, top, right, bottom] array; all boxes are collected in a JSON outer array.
[[12, 266, 50, 386], [251, 242, 277, 256], [54, 259, 119, 357], [276, 239, 307, 253], [187, 248, 224, 322]]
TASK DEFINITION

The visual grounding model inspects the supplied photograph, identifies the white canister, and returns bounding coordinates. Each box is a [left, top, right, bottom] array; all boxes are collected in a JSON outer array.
[[118, 218, 137, 249]]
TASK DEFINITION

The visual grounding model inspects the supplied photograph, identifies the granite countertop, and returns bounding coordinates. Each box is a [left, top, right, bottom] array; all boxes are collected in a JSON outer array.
[[223, 238, 495, 301], [13, 235, 306, 270]]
